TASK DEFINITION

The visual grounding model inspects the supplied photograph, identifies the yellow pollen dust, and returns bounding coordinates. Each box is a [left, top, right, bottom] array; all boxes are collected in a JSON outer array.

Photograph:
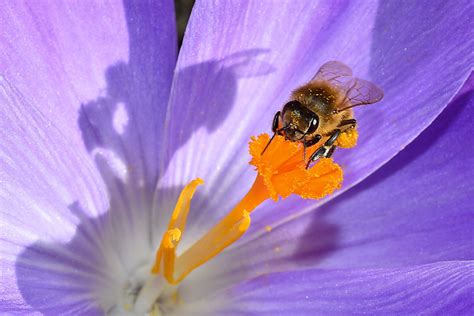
[[335, 128, 358, 148], [151, 133, 344, 285]]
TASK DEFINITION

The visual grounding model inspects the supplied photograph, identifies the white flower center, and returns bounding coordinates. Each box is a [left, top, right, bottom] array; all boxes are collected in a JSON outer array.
[[102, 259, 180, 315]]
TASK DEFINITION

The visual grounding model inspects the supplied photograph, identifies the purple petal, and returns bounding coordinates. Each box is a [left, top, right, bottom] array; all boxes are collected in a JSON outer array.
[[183, 74, 474, 298], [0, 2, 176, 313], [215, 261, 474, 315], [157, 0, 473, 238], [0, 78, 107, 313], [0, 0, 176, 187]]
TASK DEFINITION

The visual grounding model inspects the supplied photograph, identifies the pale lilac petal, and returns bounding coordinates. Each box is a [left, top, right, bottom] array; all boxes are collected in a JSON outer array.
[[181, 74, 474, 298], [0, 78, 107, 313], [214, 261, 474, 315], [156, 0, 473, 242], [0, 0, 176, 187], [0, 1, 176, 313]]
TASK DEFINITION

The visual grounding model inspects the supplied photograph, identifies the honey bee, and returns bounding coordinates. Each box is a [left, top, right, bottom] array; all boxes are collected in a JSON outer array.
[[262, 61, 384, 168]]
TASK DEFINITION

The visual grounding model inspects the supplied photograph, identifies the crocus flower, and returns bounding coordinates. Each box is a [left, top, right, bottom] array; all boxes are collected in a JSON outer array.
[[1, 1, 473, 315]]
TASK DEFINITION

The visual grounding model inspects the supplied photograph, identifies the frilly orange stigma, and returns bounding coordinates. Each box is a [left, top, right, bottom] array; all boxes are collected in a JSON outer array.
[[250, 133, 343, 200]]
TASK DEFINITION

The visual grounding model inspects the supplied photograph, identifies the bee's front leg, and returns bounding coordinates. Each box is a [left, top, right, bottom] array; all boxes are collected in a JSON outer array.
[[303, 134, 322, 147], [303, 134, 322, 162], [306, 129, 341, 169]]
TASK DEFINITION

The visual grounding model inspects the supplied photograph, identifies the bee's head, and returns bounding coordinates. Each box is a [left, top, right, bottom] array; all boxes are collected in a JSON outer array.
[[281, 100, 319, 141]]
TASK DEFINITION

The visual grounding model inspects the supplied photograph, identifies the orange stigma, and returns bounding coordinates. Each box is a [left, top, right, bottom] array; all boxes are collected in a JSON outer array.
[[151, 133, 343, 284], [249, 134, 343, 200]]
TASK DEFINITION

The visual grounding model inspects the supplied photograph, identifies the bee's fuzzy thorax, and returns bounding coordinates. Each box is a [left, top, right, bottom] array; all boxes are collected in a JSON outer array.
[[291, 80, 345, 113], [290, 80, 354, 136]]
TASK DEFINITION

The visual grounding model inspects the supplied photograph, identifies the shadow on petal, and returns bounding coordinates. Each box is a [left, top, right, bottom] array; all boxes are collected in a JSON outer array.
[[78, 51, 271, 195], [291, 203, 341, 265], [15, 202, 114, 314]]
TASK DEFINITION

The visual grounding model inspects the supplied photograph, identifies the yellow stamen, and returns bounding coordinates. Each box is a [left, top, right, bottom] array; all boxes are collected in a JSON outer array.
[[151, 133, 344, 285], [151, 178, 203, 279]]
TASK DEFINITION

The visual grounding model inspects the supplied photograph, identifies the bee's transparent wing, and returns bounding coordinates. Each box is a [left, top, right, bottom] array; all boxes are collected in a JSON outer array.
[[338, 77, 384, 109], [312, 61, 383, 110], [312, 61, 353, 83]]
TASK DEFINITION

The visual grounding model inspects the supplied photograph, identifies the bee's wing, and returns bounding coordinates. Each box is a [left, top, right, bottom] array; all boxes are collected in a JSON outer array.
[[313, 61, 383, 110], [311, 61, 353, 82], [338, 77, 384, 109]]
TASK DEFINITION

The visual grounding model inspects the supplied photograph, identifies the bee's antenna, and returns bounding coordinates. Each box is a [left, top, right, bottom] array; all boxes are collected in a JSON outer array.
[[261, 133, 276, 155], [261, 126, 288, 156]]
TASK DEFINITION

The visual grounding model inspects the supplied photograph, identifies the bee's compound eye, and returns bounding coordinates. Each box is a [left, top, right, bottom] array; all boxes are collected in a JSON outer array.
[[307, 114, 319, 134], [282, 100, 303, 115]]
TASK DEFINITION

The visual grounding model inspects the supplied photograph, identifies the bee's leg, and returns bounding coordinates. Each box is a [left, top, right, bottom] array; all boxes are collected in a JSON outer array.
[[306, 129, 341, 169], [303, 134, 322, 147], [325, 129, 341, 147], [303, 134, 322, 161], [261, 111, 281, 155], [325, 145, 336, 158], [338, 119, 357, 128], [306, 147, 327, 168]]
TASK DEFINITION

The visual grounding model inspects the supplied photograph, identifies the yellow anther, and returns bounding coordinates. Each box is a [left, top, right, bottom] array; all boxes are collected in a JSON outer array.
[[162, 229, 181, 249]]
